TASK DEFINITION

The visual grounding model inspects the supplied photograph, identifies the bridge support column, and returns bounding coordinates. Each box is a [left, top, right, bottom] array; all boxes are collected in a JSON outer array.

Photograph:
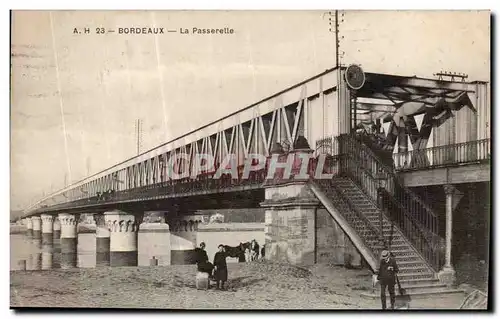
[[261, 182, 319, 266], [53, 217, 61, 240], [138, 213, 171, 266], [438, 184, 463, 286], [58, 213, 78, 269], [25, 218, 33, 238], [32, 216, 41, 239], [29, 252, 42, 271], [94, 213, 110, 267], [41, 214, 53, 246], [52, 217, 61, 269], [105, 211, 139, 267], [41, 214, 54, 270], [31, 216, 42, 249]]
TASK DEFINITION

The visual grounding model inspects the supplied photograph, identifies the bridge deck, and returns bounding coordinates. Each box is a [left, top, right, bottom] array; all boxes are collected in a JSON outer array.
[[25, 67, 489, 215]]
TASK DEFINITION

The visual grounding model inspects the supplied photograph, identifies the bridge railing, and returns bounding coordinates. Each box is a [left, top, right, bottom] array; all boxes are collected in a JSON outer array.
[[393, 138, 491, 171], [31, 150, 324, 213]]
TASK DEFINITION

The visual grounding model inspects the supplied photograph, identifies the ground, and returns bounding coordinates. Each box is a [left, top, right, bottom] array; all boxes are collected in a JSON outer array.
[[10, 261, 466, 310]]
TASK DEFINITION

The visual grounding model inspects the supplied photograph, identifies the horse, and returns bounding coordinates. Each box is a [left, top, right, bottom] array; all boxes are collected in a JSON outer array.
[[223, 243, 247, 262], [240, 242, 251, 252]]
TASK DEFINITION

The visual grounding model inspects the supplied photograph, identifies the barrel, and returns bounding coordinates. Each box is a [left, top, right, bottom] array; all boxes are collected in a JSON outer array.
[[196, 272, 209, 290]]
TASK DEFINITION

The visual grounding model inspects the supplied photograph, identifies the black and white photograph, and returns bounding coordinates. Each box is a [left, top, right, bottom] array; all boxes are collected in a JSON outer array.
[[9, 10, 491, 310]]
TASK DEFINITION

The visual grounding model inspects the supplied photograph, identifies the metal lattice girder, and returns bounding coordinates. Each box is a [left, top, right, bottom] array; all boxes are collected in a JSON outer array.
[[26, 68, 487, 214], [362, 72, 477, 93], [33, 68, 319, 209], [358, 73, 477, 113]]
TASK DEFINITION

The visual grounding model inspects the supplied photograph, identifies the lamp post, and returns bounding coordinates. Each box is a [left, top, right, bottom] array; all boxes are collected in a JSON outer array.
[[375, 168, 387, 246]]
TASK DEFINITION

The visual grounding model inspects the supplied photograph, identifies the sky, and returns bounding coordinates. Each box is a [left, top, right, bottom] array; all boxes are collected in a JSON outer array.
[[10, 10, 490, 210]]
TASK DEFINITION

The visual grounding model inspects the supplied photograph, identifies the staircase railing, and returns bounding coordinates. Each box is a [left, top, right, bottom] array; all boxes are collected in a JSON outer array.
[[383, 191, 443, 271], [317, 180, 384, 249], [317, 134, 442, 271], [338, 134, 439, 236], [339, 153, 442, 270], [327, 181, 386, 255]]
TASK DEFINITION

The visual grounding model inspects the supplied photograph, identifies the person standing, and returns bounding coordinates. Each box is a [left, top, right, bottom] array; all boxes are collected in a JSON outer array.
[[213, 244, 228, 290], [377, 250, 399, 310], [195, 242, 214, 277], [250, 239, 260, 261], [244, 248, 251, 263]]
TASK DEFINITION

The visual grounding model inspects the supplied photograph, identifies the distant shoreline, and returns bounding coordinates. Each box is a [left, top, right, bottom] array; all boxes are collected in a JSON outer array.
[[10, 224, 25, 234], [10, 223, 97, 235]]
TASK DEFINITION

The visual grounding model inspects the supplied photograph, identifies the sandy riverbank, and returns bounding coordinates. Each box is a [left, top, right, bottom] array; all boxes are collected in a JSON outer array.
[[10, 261, 466, 310]]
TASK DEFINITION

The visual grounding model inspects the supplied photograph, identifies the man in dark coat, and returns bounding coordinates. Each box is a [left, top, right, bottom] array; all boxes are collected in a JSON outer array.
[[377, 250, 399, 310], [250, 239, 260, 261], [194, 242, 214, 277], [213, 244, 228, 290]]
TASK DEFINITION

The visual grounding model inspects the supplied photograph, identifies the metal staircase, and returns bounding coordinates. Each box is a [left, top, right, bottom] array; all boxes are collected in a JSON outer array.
[[312, 134, 466, 298]]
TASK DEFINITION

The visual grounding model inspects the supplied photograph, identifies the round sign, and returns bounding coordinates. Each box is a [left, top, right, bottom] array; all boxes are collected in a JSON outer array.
[[345, 64, 366, 90]]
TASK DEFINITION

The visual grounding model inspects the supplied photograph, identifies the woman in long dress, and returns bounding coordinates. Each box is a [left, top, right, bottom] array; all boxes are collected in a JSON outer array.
[[213, 244, 228, 290]]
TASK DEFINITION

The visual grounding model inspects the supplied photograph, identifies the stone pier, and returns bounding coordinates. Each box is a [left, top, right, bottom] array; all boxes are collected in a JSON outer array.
[[25, 218, 33, 238], [31, 216, 42, 250], [53, 217, 61, 240], [41, 214, 54, 270], [94, 213, 110, 267], [260, 144, 320, 266], [105, 211, 140, 267], [58, 213, 78, 269], [169, 215, 199, 264], [52, 217, 61, 269], [138, 220, 171, 266], [261, 182, 319, 266], [41, 214, 54, 246], [30, 252, 42, 271]]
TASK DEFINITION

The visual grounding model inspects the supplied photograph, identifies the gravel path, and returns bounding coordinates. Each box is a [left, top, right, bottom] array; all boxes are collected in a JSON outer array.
[[10, 261, 464, 309]]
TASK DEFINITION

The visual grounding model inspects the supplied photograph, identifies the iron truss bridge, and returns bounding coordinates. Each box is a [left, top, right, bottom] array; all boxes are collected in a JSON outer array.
[[25, 66, 489, 216]]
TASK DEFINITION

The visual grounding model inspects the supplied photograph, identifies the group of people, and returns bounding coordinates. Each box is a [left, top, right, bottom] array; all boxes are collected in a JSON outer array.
[[193, 239, 264, 290], [244, 239, 263, 262], [194, 242, 228, 290], [193, 242, 401, 308]]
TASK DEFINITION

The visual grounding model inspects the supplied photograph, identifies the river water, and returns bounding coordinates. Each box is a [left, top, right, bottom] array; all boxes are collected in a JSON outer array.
[[10, 233, 97, 271]]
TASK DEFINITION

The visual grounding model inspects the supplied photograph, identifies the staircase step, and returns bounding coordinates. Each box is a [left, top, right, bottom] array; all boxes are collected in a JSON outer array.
[[396, 272, 435, 280], [341, 194, 368, 199], [354, 225, 398, 233], [348, 202, 374, 206], [399, 283, 451, 294], [342, 194, 366, 199], [364, 213, 382, 218], [316, 179, 440, 287], [360, 288, 465, 300], [360, 212, 383, 217], [398, 278, 439, 286], [338, 186, 362, 190], [358, 223, 395, 231], [397, 267, 433, 275], [396, 260, 429, 267], [387, 245, 415, 252], [341, 191, 365, 196], [392, 250, 427, 257], [393, 255, 424, 261]]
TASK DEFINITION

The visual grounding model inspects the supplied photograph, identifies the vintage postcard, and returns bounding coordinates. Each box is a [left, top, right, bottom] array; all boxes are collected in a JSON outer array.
[[10, 10, 490, 310]]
